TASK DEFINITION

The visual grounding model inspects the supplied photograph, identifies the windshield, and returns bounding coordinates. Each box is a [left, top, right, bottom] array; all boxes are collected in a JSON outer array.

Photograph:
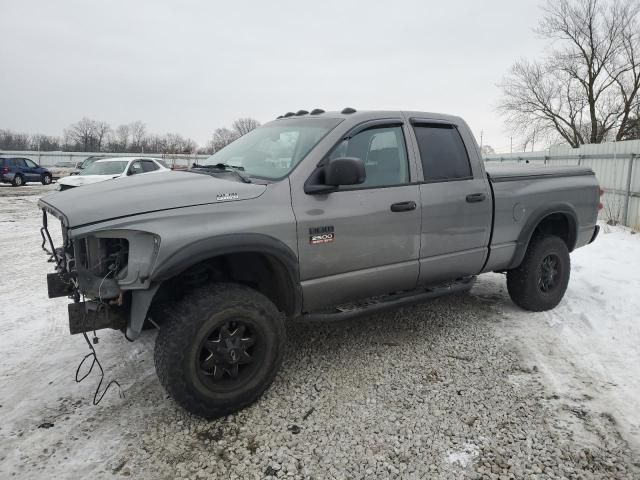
[[80, 156, 109, 168], [202, 118, 342, 179], [81, 161, 128, 176]]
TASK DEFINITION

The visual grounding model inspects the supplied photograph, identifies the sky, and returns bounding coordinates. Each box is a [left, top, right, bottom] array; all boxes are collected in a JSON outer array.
[[0, 0, 546, 153]]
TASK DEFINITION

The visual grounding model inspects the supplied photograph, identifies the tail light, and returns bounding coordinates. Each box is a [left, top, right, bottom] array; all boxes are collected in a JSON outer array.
[[1, 166, 9, 174], [598, 186, 604, 211]]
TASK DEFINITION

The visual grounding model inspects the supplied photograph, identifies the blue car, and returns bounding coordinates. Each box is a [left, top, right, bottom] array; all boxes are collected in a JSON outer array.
[[0, 156, 53, 186]]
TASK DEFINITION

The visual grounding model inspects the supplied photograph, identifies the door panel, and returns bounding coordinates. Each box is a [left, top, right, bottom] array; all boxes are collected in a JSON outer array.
[[418, 178, 492, 284], [294, 185, 421, 311], [23, 159, 40, 181], [406, 122, 492, 285], [290, 121, 423, 312]]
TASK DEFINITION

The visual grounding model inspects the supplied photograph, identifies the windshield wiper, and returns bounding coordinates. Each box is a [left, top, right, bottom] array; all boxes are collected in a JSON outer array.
[[191, 163, 252, 183]]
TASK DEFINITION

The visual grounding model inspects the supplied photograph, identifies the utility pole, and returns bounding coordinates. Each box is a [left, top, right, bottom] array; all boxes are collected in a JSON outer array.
[[510, 137, 513, 153], [480, 130, 484, 150]]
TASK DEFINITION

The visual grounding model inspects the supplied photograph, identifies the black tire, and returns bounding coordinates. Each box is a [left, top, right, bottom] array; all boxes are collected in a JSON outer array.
[[41, 173, 52, 185], [12, 174, 24, 187], [507, 235, 570, 311], [154, 283, 285, 419]]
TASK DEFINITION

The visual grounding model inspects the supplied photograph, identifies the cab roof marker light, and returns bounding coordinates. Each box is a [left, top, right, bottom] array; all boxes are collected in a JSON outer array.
[[341, 107, 356, 114], [310, 109, 325, 115]]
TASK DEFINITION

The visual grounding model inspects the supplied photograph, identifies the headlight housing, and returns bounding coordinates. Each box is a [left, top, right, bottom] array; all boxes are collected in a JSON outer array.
[[71, 231, 160, 298]]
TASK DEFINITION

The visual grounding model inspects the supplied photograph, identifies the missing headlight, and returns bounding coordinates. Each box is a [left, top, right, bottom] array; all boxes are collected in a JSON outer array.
[[75, 237, 129, 278]]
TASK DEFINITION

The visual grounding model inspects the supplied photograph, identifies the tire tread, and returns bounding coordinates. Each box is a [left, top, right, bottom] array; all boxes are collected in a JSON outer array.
[[154, 282, 285, 419], [507, 235, 570, 312]]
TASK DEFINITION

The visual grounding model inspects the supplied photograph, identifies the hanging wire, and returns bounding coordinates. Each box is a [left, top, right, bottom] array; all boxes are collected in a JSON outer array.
[[74, 302, 124, 405]]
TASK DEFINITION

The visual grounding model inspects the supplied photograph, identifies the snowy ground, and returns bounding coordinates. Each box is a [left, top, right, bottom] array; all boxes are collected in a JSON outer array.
[[474, 226, 640, 452], [0, 184, 639, 479]]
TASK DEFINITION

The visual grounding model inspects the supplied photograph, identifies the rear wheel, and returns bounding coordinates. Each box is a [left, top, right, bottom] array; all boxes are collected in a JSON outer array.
[[507, 235, 570, 311], [12, 174, 24, 187], [41, 173, 52, 185], [154, 283, 285, 419]]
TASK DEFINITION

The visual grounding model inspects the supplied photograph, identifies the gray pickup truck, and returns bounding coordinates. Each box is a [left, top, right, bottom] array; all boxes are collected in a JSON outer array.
[[39, 109, 601, 418]]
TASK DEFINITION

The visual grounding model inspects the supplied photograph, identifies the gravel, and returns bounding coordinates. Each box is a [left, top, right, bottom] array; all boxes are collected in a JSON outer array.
[[1, 186, 638, 479]]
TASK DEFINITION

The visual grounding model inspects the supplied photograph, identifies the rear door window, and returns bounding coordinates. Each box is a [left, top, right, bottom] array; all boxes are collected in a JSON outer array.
[[412, 124, 472, 182], [129, 161, 144, 175], [141, 160, 159, 172]]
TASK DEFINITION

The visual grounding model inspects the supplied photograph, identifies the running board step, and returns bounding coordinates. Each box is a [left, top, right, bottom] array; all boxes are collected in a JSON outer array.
[[300, 276, 476, 323]]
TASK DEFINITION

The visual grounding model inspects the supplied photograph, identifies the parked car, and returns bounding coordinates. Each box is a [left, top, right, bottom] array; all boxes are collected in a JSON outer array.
[[57, 157, 170, 190], [39, 109, 601, 418], [67, 155, 112, 176], [48, 161, 81, 180], [0, 156, 53, 186]]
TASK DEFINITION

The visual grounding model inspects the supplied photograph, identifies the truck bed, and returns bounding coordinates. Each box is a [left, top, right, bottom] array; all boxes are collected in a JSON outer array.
[[482, 163, 599, 273]]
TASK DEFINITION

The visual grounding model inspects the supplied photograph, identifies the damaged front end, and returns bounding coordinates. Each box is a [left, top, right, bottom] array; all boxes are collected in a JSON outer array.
[[40, 205, 160, 340]]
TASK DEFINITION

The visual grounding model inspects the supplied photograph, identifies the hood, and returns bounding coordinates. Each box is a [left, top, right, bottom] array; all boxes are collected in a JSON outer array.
[[58, 174, 119, 186], [40, 171, 267, 228]]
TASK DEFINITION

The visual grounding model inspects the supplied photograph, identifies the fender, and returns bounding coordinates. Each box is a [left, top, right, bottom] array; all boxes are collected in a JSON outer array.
[[122, 234, 302, 341], [508, 203, 578, 270], [149, 232, 302, 311], [151, 233, 299, 281]]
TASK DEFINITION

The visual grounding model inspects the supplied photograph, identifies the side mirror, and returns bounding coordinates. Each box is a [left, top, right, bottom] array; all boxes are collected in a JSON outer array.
[[324, 156, 366, 186], [304, 156, 366, 194]]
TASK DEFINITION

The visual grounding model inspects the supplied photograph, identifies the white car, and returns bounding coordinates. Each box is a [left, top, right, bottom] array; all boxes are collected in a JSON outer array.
[[57, 157, 169, 190]]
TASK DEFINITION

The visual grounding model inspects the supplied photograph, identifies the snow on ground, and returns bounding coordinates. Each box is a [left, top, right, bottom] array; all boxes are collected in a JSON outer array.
[[473, 224, 640, 451]]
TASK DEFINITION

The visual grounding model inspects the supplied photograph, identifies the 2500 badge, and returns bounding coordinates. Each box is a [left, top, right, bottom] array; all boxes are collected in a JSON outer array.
[[310, 232, 335, 245], [309, 225, 335, 245]]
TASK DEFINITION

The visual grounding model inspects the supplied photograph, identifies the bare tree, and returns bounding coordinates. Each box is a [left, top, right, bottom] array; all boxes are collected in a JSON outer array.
[[232, 118, 261, 136], [30, 134, 61, 151], [0, 129, 30, 150], [93, 121, 111, 151], [499, 0, 640, 147], [210, 127, 239, 152], [64, 117, 95, 151], [129, 121, 146, 152], [480, 145, 495, 156], [621, 104, 640, 139], [115, 124, 130, 152], [63, 117, 111, 151]]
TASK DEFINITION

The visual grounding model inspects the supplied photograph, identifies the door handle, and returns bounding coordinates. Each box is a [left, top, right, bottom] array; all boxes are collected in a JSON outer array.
[[390, 201, 417, 212], [466, 193, 486, 203]]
